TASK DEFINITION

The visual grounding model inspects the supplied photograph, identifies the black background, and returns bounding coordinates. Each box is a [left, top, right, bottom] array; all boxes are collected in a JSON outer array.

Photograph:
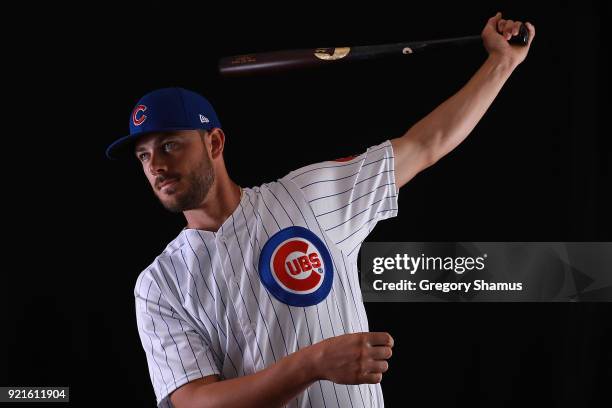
[[2, 1, 610, 407]]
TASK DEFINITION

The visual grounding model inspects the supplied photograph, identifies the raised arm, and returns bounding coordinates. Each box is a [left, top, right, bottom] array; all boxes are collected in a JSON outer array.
[[391, 12, 535, 188], [170, 332, 394, 408]]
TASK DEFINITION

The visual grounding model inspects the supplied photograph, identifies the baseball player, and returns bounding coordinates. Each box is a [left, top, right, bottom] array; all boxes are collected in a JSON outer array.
[[106, 13, 533, 408]]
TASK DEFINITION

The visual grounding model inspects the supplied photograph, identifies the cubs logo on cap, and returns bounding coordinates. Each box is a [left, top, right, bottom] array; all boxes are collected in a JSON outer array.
[[259, 226, 334, 307], [132, 105, 147, 126]]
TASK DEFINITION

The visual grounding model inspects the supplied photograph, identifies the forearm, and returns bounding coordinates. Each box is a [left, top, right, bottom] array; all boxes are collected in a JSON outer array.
[[406, 54, 518, 164], [180, 347, 318, 408]]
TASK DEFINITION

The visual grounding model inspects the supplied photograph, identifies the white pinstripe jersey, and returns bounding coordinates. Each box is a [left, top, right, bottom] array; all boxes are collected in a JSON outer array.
[[135, 139, 399, 407]]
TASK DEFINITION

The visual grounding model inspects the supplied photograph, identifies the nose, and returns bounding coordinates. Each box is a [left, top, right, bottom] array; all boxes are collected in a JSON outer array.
[[148, 151, 169, 176]]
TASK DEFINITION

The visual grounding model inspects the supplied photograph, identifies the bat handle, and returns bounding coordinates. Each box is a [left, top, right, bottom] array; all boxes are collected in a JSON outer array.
[[502, 23, 530, 46]]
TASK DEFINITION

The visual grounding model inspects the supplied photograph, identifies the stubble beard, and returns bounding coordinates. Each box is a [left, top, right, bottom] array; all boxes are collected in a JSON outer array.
[[159, 157, 215, 213]]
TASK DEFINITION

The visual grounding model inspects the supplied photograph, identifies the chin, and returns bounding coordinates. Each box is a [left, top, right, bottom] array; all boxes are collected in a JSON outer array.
[[161, 199, 185, 213], [156, 191, 180, 210]]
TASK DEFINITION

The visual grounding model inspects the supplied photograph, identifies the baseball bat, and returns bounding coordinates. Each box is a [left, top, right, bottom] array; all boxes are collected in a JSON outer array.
[[219, 24, 529, 77]]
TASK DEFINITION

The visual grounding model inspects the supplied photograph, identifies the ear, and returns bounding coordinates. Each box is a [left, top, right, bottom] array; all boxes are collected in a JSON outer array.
[[207, 128, 226, 159]]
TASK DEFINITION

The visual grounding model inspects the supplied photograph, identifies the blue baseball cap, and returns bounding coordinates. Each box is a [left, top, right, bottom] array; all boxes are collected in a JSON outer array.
[[106, 87, 222, 160]]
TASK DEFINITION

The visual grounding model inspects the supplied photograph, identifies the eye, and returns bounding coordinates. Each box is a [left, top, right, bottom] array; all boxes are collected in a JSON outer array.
[[163, 142, 178, 152], [137, 152, 150, 162]]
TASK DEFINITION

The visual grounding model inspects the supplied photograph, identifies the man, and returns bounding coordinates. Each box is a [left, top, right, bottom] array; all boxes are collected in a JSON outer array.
[[106, 12, 534, 408]]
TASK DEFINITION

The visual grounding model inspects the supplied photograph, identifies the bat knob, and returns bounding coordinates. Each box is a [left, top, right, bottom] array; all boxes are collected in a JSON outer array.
[[506, 23, 530, 46]]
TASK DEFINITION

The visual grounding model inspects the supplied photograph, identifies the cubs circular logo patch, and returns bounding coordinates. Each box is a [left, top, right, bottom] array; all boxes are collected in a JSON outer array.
[[259, 226, 334, 307]]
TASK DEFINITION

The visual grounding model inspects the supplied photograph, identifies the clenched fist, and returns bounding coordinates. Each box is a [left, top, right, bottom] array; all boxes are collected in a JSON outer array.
[[482, 12, 536, 66], [309, 332, 394, 385]]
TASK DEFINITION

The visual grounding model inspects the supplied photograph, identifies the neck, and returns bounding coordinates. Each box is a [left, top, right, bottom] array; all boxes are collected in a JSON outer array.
[[183, 175, 242, 232]]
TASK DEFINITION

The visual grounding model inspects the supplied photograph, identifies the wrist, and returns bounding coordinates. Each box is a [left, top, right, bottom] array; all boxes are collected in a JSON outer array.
[[486, 53, 520, 72], [300, 341, 325, 382]]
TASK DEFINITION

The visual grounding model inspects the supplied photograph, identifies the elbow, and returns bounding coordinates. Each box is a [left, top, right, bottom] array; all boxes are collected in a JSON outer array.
[[170, 375, 220, 408], [169, 390, 193, 408]]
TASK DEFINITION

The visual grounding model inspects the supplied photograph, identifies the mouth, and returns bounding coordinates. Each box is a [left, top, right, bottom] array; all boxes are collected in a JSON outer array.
[[158, 178, 179, 190]]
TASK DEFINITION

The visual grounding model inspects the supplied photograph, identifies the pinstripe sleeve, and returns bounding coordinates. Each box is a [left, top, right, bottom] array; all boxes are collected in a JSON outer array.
[[135, 270, 220, 408], [284, 139, 399, 256]]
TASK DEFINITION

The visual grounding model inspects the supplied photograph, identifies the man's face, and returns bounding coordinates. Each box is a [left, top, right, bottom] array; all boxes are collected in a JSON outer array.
[[134, 129, 215, 213]]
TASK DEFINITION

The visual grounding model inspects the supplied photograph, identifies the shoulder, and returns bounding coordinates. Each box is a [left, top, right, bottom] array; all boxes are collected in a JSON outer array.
[[282, 139, 393, 184]]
